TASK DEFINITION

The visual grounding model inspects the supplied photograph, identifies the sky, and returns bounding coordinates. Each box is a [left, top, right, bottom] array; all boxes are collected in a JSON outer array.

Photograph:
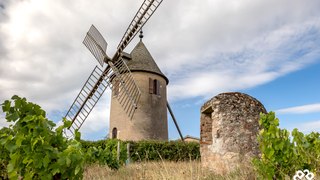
[[0, 0, 320, 140]]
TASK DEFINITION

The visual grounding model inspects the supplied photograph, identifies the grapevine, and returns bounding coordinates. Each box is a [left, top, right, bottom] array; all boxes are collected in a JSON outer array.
[[0, 95, 85, 179], [254, 112, 320, 179]]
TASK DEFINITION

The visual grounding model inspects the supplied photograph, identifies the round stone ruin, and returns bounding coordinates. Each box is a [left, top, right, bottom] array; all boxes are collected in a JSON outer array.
[[200, 92, 267, 174]]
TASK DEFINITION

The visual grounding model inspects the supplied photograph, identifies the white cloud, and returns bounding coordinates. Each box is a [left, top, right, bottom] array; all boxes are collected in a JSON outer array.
[[0, 113, 12, 129], [293, 120, 320, 133], [47, 91, 110, 139], [1, 0, 320, 138], [167, 17, 320, 101], [78, 92, 110, 135], [276, 103, 320, 114]]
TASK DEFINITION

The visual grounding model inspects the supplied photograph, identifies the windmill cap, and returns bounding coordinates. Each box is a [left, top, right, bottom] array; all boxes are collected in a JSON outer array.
[[126, 40, 169, 84]]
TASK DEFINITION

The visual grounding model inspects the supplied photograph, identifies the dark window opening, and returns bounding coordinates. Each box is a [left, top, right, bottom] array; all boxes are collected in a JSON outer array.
[[149, 78, 160, 95], [112, 127, 117, 139], [153, 79, 160, 95]]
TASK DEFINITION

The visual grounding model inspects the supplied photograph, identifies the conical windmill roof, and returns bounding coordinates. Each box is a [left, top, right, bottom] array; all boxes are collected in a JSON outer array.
[[127, 40, 169, 84]]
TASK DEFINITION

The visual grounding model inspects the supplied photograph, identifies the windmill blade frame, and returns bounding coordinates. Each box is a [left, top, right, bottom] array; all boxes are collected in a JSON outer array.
[[83, 25, 109, 66], [64, 65, 112, 136], [107, 58, 141, 118], [65, 0, 164, 137], [114, 0, 163, 60], [65, 57, 142, 136]]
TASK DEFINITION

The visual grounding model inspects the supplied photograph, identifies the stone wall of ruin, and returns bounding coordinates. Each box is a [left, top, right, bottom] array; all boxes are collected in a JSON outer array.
[[200, 92, 267, 174]]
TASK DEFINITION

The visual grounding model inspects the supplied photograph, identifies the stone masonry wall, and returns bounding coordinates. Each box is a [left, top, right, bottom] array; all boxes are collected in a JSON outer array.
[[109, 71, 168, 141], [200, 92, 267, 174]]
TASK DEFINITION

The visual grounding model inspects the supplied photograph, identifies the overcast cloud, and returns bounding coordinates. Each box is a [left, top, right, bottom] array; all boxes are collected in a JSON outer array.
[[1, 0, 320, 137]]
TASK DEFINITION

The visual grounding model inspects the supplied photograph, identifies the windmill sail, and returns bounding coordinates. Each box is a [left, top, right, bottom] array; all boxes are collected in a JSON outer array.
[[83, 25, 108, 66], [65, 66, 111, 136], [108, 58, 141, 118], [65, 58, 141, 136], [65, 0, 163, 137], [115, 0, 163, 58]]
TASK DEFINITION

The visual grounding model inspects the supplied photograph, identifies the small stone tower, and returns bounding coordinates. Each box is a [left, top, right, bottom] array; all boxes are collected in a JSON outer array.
[[200, 92, 267, 174], [109, 37, 169, 141]]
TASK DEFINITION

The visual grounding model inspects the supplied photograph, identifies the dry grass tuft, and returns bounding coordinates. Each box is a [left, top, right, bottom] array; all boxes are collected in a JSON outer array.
[[83, 161, 257, 180]]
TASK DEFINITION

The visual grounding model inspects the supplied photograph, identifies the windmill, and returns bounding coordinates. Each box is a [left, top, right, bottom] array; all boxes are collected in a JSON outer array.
[[65, 0, 184, 141]]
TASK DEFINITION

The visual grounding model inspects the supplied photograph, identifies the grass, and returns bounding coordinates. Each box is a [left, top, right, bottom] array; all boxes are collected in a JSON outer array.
[[83, 161, 257, 180]]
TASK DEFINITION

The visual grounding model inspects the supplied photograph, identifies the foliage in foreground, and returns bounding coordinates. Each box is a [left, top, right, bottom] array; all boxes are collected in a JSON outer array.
[[0, 95, 85, 179], [0, 128, 10, 179], [253, 112, 320, 179]]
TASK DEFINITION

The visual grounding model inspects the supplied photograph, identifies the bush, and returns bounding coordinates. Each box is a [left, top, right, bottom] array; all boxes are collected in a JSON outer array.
[[0, 127, 11, 179], [253, 112, 320, 179], [81, 139, 200, 165], [83, 139, 127, 170], [0, 95, 85, 179], [129, 140, 200, 162]]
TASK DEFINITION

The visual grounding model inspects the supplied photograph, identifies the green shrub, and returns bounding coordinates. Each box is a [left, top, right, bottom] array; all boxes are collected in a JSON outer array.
[[0, 95, 85, 179], [81, 139, 108, 149], [129, 140, 200, 162], [81, 139, 200, 165], [253, 112, 320, 179], [0, 127, 11, 179], [83, 139, 127, 170]]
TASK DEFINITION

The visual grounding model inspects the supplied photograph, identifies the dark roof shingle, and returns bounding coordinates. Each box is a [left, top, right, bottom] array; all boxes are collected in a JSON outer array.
[[126, 40, 168, 84]]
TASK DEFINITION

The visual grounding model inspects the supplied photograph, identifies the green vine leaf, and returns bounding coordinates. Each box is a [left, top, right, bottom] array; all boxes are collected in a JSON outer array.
[[0, 95, 85, 179]]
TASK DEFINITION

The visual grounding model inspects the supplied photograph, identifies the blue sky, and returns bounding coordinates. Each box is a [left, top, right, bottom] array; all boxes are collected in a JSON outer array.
[[168, 60, 320, 140], [0, 0, 320, 140]]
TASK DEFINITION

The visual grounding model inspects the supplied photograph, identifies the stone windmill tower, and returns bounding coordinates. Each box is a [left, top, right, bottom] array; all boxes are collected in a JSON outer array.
[[109, 33, 169, 141]]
